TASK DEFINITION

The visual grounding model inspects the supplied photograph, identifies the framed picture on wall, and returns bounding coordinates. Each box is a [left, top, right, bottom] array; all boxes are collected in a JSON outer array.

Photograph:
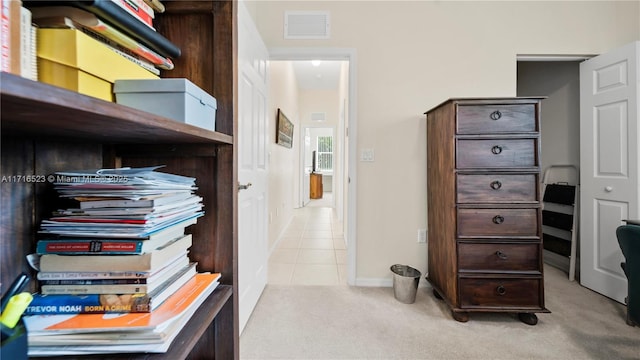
[[276, 108, 294, 148]]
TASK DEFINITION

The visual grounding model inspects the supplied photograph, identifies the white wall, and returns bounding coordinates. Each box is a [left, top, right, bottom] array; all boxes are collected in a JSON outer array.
[[299, 89, 340, 127], [268, 61, 300, 249], [253, 1, 640, 283]]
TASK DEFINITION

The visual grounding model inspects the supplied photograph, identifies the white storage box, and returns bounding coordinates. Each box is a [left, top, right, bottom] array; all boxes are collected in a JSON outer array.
[[113, 78, 217, 131]]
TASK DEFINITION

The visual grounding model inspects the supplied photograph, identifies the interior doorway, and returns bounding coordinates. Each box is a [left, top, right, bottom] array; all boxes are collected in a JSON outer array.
[[270, 48, 357, 285], [302, 127, 335, 208], [516, 59, 582, 280]]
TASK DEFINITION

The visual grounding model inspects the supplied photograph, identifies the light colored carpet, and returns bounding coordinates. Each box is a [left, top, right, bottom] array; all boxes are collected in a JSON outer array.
[[240, 265, 640, 359]]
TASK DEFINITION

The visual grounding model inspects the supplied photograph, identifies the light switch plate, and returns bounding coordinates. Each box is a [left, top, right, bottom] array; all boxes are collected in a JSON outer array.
[[361, 148, 375, 162]]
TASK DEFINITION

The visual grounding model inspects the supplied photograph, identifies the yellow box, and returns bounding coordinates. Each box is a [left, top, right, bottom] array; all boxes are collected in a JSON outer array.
[[36, 28, 158, 101], [37, 58, 113, 102]]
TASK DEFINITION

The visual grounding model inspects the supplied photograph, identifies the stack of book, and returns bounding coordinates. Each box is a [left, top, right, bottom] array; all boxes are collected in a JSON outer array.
[[28, 0, 177, 73], [24, 273, 221, 356], [22, 165, 220, 355], [23, 0, 181, 102]]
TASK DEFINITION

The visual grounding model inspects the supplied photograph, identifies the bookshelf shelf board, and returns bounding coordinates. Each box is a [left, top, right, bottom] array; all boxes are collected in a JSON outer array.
[[0, 73, 233, 145], [42, 285, 232, 360]]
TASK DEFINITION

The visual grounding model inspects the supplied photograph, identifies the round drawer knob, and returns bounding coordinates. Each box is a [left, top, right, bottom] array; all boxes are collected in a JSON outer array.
[[492, 215, 505, 224], [496, 285, 507, 296], [490, 180, 502, 190], [605, 186, 613, 192], [490, 110, 502, 120], [495, 250, 508, 260], [491, 145, 503, 155]]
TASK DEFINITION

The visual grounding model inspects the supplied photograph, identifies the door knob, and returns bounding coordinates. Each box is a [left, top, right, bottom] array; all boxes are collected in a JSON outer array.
[[238, 182, 253, 191]]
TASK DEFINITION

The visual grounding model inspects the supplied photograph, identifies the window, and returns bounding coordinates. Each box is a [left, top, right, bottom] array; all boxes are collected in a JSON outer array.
[[316, 136, 333, 172]]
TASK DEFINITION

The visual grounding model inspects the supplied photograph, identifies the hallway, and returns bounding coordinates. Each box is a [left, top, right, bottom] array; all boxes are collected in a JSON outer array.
[[267, 193, 348, 286]]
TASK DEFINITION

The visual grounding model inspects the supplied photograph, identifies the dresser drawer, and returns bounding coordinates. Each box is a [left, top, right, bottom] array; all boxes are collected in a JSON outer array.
[[458, 208, 539, 237], [458, 242, 540, 272], [457, 139, 537, 168], [459, 277, 542, 308], [457, 104, 537, 134], [457, 174, 538, 203]]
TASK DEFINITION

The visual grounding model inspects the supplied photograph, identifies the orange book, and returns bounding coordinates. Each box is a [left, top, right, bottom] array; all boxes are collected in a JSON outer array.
[[23, 272, 220, 335]]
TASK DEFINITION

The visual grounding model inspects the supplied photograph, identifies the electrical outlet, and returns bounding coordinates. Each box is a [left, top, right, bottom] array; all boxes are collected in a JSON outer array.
[[417, 228, 427, 243]]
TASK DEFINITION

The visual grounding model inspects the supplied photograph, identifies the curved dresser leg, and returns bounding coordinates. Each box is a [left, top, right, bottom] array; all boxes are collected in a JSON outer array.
[[451, 311, 469, 322], [518, 313, 538, 326]]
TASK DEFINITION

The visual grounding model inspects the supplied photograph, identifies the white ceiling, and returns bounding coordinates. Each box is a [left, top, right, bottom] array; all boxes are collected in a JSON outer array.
[[291, 60, 344, 90]]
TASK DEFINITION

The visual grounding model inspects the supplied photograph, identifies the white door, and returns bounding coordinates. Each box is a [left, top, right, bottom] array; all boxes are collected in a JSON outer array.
[[580, 41, 639, 303], [238, 2, 269, 333]]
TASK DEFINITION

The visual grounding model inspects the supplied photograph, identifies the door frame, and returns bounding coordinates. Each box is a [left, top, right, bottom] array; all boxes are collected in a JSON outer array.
[[270, 47, 358, 285], [516, 55, 590, 281]]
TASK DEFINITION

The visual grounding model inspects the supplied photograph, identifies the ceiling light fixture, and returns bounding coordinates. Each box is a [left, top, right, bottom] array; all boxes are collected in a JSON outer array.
[[311, 60, 322, 67]]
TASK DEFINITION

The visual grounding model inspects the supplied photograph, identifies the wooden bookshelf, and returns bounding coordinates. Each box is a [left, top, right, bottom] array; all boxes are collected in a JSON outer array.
[[0, 2, 238, 358]]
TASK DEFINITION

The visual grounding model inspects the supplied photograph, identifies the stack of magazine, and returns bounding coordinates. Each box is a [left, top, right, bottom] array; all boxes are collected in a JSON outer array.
[[40, 165, 203, 239], [23, 166, 220, 356]]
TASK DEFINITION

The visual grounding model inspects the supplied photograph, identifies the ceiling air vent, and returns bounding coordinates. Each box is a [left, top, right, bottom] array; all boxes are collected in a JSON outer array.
[[284, 11, 330, 39], [311, 112, 326, 122]]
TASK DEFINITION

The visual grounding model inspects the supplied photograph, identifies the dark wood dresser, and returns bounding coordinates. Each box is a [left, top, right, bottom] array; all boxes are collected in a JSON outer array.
[[425, 97, 549, 325]]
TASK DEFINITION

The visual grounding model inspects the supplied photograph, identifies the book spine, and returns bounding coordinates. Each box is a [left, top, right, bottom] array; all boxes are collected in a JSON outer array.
[[37, 240, 144, 255], [109, 45, 159, 76], [131, 0, 154, 18], [19, 5, 30, 78], [0, 0, 10, 73], [28, 23, 36, 80], [41, 283, 151, 295], [38, 270, 152, 280], [1, 0, 21, 75], [39, 235, 191, 272], [25, 293, 152, 314], [110, 0, 154, 29], [143, 0, 164, 13], [40, 278, 149, 285]]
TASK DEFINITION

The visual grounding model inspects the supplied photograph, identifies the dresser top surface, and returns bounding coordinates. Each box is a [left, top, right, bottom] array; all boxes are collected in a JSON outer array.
[[425, 97, 547, 115]]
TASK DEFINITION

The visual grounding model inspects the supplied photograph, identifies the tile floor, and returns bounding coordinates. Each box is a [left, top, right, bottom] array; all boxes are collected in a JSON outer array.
[[268, 193, 348, 286]]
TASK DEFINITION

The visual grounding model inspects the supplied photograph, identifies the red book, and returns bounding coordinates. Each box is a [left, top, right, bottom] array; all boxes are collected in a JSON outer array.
[[111, 0, 153, 29]]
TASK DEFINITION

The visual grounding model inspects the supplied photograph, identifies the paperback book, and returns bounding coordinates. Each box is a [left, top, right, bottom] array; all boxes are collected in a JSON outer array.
[[39, 259, 194, 296], [38, 234, 192, 273], [36, 217, 193, 255], [111, 0, 154, 29], [39, 264, 194, 295], [27, 262, 199, 315], [25, 273, 221, 355], [37, 254, 189, 283]]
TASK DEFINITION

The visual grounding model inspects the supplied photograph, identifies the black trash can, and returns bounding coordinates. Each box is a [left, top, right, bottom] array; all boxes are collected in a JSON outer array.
[[390, 264, 421, 304]]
